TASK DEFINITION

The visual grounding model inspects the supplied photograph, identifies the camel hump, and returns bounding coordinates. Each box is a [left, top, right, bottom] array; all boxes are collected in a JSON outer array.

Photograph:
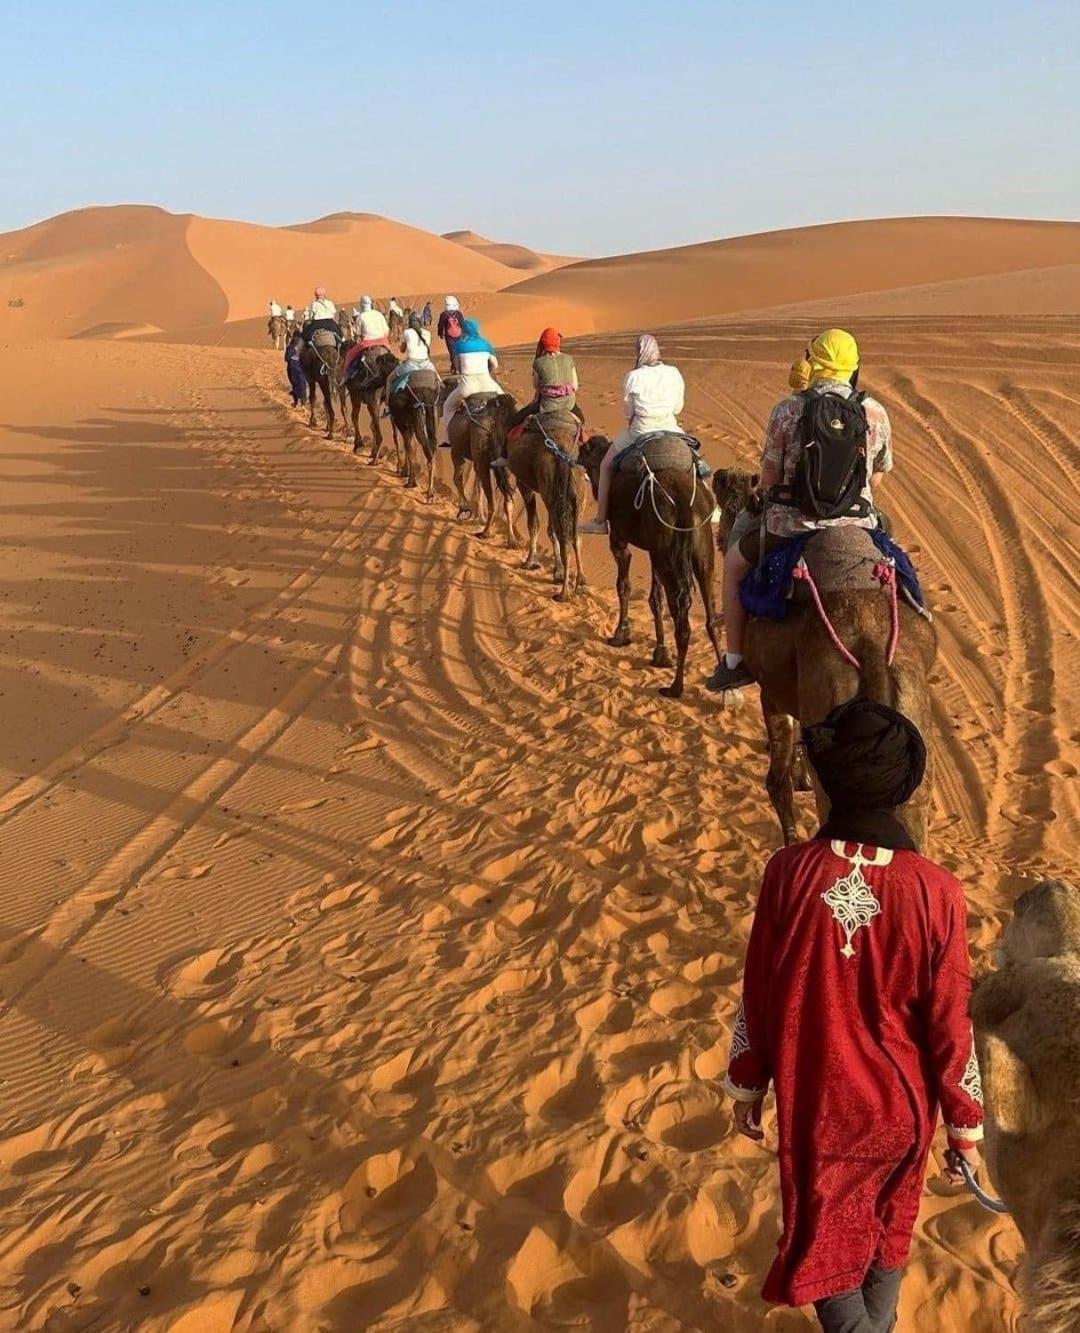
[[802, 525, 889, 594], [619, 432, 702, 475], [1005, 878, 1080, 962]]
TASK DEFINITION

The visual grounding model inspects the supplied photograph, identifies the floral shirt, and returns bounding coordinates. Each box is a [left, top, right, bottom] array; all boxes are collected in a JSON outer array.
[[762, 380, 893, 538]]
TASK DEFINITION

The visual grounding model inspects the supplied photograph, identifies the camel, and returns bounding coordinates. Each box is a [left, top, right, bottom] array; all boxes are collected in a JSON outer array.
[[498, 411, 587, 600], [446, 393, 520, 547], [268, 314, 287, 350], [299, 336, 343, 440], [342, 347, 399, 463], [712, 467, 937, 845], [386, 373, 440, 502], [579, 435, 723, 698], [972, 878, 1080, 1332], [388, 309, 405, 345]]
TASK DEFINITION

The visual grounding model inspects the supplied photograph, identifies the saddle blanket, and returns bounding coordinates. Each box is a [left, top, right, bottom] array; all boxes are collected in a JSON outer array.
[[389, 367, 440, 396], [740, 526, 926, 620], [616, 431, 710, 479]]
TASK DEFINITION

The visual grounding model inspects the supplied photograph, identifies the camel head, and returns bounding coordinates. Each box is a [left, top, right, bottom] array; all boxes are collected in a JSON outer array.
[[712, 467, 761, 549], [578, 434, 610, 496], [973, 879, 1080, 1330]]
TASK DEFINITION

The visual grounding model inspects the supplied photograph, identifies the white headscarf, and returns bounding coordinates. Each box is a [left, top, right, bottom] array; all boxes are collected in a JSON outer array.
[[444, 295, 460, 312], [361, 295, 373, 312]]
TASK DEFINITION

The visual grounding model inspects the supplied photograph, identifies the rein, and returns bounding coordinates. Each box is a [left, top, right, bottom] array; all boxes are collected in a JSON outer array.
[[791, 558, 901, 670], [947, 1151, 1009, 1214], [632, 459, 714, 533]]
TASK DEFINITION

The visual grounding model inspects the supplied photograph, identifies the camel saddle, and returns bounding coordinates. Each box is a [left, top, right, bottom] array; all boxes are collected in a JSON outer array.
[[740, 524, 928, 620], [394, 367, 440, 393], [616, 431, 709, 477], [310, 328, 339, 350]]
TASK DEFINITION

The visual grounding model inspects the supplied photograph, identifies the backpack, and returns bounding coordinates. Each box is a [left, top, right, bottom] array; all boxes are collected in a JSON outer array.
[[445, 311, 463, 340], [790, 389, 872, 521]]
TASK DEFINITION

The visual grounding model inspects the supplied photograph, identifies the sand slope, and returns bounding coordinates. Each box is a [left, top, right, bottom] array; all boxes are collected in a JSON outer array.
[[505, 217, 1080, 334], [0, 315, 1075, 1328], [442, 229, 577, 276], [0, 207, 554, 341]]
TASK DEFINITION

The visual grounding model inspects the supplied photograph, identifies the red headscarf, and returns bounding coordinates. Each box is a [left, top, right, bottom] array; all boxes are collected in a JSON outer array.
[[537, 327, 561, 356]]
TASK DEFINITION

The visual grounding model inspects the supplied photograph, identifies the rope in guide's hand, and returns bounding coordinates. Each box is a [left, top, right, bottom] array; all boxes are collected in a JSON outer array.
[[945, 1149, 1008, 1214]]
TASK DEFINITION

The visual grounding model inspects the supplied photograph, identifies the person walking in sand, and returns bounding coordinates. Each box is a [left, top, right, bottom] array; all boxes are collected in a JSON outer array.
[[284, 329, 308, 407], [438, 295, 466, 372], [725, 699, 984, 1332], [579, 333, 685, 535]]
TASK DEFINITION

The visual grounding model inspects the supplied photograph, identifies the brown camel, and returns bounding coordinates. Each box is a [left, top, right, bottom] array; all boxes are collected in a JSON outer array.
[[299, 336, 343, 440], [712, 467, 937, 845], [499, 412, 587, 600], [386, 372, 440, 502], [343, 347, 400, 464], [579, 435, 723, 699], [267, 314, 287, 350], [972, 878, 1080, 1332], [446, 393, 520, 547]]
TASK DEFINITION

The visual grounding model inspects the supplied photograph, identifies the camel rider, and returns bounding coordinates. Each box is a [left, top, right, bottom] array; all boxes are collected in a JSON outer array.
[[788, 351, 812, 392], [388, 296, 404, 320], [269, 299, 282, 319], [438, 318, 504, 444], [706, 328, 894, 692], [284, 304, 295, 324], [438, 296, 465, 372], [579, 333, 685, 535], [341, 296, 391, 376], [422, 301, 433, 327], [508, 328, 583, 434], [388, 313, 437, 397], [303, 287, 341, 343]]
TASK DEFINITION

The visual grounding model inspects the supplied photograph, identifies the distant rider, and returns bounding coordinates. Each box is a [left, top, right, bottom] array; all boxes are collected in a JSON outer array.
[[438, 318, 504, 444]]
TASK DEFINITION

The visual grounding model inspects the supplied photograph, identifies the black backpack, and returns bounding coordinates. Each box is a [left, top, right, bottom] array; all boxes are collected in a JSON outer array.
[[790, 389, 872, 521]]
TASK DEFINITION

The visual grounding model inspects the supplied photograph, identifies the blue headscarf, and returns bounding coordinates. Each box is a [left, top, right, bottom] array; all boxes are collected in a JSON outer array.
[[455, 318, 493, 356]]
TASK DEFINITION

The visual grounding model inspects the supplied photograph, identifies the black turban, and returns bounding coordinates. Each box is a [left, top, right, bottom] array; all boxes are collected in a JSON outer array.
[[804, 699, 926, 812]]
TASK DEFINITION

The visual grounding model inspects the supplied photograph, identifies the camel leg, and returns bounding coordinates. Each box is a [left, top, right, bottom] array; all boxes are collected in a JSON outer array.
[[692, 538, 724, 668], [763, 700, 799, 844], [608, 540, 632, 647], [476, 462, 496, 540], [367, 402, 383, 465], [307, 376, 318, 430], [338, 384, 350, 441], [649, 564, 672, 668], [521, 491, 541, 571], [792, 732, 814, 792], [569, 483, 587, 591], [322, 378, 334, 440], [453, 458, 472, 520], [658, 563, 691, 699], [350, 393, 363, 454]]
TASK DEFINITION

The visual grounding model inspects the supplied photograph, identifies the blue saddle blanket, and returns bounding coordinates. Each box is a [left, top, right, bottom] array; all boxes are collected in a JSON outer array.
[[739, 528, 926, 620]]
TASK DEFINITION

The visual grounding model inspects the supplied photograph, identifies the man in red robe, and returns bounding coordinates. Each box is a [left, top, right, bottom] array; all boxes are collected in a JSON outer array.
[[725, 700, 984, 1331]]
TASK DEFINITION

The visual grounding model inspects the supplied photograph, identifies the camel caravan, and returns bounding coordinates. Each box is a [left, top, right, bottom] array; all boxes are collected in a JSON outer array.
[[273, 288, 1077, 1330]]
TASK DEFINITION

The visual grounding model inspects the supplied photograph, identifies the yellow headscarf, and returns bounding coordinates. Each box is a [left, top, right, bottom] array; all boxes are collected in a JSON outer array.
[[788, 355, 812, 391], [807, 328, 859, 385]]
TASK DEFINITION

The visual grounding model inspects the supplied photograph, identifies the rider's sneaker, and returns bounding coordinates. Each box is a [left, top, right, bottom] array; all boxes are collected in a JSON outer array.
[[704, 661, 754, 692], [578, 518, 608, 536]]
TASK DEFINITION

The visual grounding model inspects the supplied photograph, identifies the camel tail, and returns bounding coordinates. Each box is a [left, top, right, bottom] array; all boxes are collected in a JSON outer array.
[[854, 638, 896, 706]]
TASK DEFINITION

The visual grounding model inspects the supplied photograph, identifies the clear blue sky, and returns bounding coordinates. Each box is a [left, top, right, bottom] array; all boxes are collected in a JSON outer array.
[[3, 0, 1077, 255]]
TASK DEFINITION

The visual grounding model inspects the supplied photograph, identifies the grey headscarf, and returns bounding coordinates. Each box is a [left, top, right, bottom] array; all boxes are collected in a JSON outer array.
[[635, 333, 661, 368]]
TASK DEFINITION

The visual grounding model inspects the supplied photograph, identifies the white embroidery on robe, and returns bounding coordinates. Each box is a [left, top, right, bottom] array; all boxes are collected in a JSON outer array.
[[960, 1028, 983, 1105], [730, 1001, 750, 1063], [821, 842, 893, 958]]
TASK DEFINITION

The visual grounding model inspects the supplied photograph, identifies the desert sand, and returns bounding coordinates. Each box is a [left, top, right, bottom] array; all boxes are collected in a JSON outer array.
[[0, 206, 1077, 1330]]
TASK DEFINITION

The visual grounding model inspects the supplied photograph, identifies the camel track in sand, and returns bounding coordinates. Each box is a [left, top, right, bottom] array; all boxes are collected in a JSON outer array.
[[2, 326, 1076, 1330]]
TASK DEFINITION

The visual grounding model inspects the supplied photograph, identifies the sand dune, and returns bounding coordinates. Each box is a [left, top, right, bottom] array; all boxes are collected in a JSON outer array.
[[442, 228, 577, 275], [0, 309, 1075, 1328], [0, 207, 553, 341], [506, 216, 1080, 334], [0, 199, 1078, 1328]]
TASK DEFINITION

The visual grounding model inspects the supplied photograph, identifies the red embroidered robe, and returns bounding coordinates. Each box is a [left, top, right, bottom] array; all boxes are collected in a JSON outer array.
[[725, 840, 984, 1307]]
